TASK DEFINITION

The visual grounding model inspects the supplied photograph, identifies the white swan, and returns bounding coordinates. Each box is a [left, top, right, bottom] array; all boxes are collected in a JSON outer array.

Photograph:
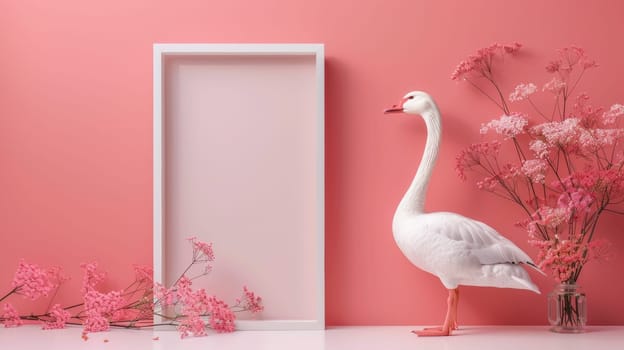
[[385, 91, 541, 336]]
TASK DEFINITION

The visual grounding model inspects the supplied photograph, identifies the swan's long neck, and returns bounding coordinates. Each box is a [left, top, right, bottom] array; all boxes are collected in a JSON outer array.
[[395, 105, 442, 218]]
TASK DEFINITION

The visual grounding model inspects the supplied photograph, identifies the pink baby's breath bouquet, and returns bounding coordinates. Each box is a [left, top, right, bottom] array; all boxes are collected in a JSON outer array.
[[453, 43, 624, 331]]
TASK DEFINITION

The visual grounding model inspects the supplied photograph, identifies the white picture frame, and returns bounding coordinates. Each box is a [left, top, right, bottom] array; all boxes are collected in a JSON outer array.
[[153, 43, 324, 330]]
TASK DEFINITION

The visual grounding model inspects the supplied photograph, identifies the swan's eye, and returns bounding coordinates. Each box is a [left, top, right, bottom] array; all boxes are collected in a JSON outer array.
[[407, 96, 415, 100]]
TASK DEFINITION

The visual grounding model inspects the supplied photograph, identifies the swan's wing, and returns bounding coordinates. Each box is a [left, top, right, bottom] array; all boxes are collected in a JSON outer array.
[[432, 212, 539, 269]]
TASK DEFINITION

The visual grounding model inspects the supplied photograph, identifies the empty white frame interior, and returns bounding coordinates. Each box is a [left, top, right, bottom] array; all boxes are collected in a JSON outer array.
[[153, 44, 324, 330]]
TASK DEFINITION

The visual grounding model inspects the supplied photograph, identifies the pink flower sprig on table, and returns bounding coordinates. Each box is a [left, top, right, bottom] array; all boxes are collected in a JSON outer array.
[[82, 289, 124, 332], [42, 304, 71, 330], [80, 262, 106, 295], [1, 303, 23, 328], [206, 295, 235, 333], [153, 276, 237, 338], [132, 264, 154, 283], [1, 237, 264, 338], [9, 261, 64, 301], [454, 43, 624, 284], [152, 238, 262, 338], [235, 286, 264, 314]]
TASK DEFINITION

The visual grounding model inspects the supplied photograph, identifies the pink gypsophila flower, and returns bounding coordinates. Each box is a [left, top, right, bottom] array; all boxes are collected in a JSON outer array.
[[557, 188, 595, 217], [154, 282, 176, 306], [521, 159, 547, 183], [480, 113, 528, 139], [80, 262, 106, 294], [83, 313, 110, 333], [532, 206, 569, 228], [529, 139, 551, 159], [542, 77, 566, 94], [176, 276, 194, 305], [43, 304, 71, 330], [1, 303, 23, 328], [574, 93, 604, 128], [173, 275, 236, 336], [545, 46, 597, 75], [82, 289, 123, 333], [509, 83, 537, 102], [530, 238, 604, 283], [455, 141, 501, 181], [187, 237, 215, 270], [578, 128, 623, 153], [208, 296, 235, 333], [556, 169, 624, 199], [178, 315, 206, 338], [84, 290, 123, 316], [133, 264, 153, 283], [530, 118, 580, 146], [11, 261, 62, 300], [603, 104, 624, 124], [476, 176, 498, 190], [237, 286, 264, 314], [451, 42, 522, 81]]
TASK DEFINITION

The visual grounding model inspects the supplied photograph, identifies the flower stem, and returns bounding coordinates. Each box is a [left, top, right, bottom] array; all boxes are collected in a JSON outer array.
[[0, 287, 19, 303]]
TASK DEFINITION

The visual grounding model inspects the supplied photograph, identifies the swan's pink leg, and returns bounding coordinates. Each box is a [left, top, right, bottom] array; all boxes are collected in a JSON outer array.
[[413, 288, 459, 336]]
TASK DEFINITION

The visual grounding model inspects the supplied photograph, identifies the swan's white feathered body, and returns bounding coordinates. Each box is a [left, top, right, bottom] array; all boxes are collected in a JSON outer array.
[[386, 91, 540, 295], [393, 211, 539, 292]]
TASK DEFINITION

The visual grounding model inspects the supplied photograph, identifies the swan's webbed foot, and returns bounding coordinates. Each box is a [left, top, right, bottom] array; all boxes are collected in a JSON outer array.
[[412, 288, 459, 337], [412, 327, 452, 336]]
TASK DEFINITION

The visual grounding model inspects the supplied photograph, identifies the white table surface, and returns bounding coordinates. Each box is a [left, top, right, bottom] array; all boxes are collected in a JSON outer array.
[[1, 325, 622, 350]]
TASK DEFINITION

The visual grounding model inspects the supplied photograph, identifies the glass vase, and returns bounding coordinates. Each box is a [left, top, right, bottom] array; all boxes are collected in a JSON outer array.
[[547, 283, 587, 333]]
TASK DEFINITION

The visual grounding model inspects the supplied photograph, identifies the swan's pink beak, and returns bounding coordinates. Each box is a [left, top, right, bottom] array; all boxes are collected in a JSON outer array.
[[384, 98, 406, 114], [384, 105, 403, 114]]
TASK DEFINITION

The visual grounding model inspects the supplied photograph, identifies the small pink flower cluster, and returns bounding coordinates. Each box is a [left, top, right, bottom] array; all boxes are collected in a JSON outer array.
[[43, 304, 71, 330], [2, 262, 70, 329], [187, 236, 216, 273], [11, 261, 63, 300], [188, 236, 215, 261], [527, 207, 569, 231], [530, 117, 582, 148], [529, 238, 607, 282], [83, 290, 124, 332], [80, 262, 106, 295], [451, 42, 522, 81], [176, 276, 209, 337], [133, 264, 153, 283], [521, 159, 547, 184], [1, 303, 23, 328], [509, 83, 537, 102], [480, 113, 529, 139], [155, 274, 238, 337], [154, 281, 175, 305], [604, 104, 624, 124], [206, 295, 236, 333], [81, 262, 125, 332], [574, 93, 605, 127], [236, 286, 264, 314], [545, 46, 597, 75], [455, 141, 501, 181], [542, 77, 566, 94], [454, 43, 624, 284]]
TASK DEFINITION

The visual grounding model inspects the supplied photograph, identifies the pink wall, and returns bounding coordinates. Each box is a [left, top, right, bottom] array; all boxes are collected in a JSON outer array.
[[2, 0, 623, 325]]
